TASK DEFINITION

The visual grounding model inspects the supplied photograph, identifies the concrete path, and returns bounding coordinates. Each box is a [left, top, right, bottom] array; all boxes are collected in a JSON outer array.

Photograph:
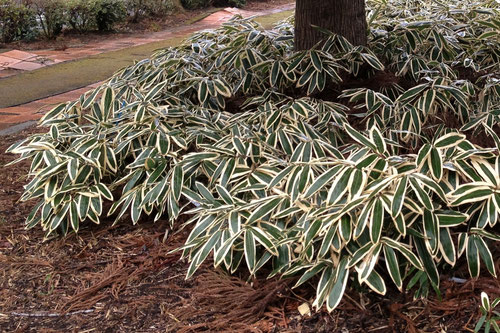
[[0, 5, 294, 135]]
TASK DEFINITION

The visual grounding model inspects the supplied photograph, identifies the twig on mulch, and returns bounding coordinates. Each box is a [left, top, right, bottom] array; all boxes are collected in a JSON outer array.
[[6, 309, 94, 317], [172, 269, 291, 332], [60, 258, 133, 312]]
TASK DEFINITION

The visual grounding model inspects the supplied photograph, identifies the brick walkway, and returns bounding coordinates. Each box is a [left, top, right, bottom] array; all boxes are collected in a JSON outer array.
[[0, 82, 101, 132], [0, 5, 294, 135]]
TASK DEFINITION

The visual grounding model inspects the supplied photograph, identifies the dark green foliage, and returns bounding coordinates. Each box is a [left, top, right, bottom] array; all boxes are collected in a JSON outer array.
[[66, 0, 98, 32], [213, 0, 247, 8], [94, 0, 127, 31], [181, 0, 210, 10], [0, 0, 38, 42], [126, 0, 176, 22], [32, 0, 67, 39]]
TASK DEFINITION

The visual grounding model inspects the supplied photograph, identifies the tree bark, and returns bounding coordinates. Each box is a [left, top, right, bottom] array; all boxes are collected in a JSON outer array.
[[294, 0, 367, 51]]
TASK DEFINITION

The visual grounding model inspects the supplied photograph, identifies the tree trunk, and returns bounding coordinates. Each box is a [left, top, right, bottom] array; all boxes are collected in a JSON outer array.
[[294, 0, 367, 51]]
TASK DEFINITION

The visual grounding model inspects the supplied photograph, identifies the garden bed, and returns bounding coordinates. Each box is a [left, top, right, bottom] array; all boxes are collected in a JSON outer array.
[[0, 128, 498, 332], [2, 0, 500, 331]]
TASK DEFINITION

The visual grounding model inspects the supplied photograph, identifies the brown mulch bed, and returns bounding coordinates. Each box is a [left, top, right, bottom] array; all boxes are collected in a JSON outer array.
[[0, 126, 499, 332]]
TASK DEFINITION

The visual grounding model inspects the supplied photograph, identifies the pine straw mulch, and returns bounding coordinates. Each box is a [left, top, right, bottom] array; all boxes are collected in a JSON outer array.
[[0, 126, 499, 333]]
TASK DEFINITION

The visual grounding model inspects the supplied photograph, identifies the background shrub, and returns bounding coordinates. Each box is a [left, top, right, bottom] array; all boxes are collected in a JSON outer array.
[[213, 0, 246, 8], [31, 0, 67, 39], [0, 0, 38, 43], [180, 0, 211, 10], [94, 0, 127, 31], [66, 0, 97, 32], [126, 0, 176, 22]]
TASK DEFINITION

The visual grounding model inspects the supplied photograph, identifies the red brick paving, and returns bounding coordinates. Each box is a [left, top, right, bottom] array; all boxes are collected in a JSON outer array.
[[0, 83, 101, 131], [0, 56, 22, 68], [8, 61, 44, 71], [1, 50, 38, 61]]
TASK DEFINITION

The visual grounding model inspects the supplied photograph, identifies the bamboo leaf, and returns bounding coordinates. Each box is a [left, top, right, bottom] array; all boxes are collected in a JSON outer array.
[[383, 245, 402, 291]]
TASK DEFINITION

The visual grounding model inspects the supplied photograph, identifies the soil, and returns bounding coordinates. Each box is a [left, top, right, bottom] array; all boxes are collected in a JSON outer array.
[[0, 126, 499, 332], [0, 0, 294, 52]]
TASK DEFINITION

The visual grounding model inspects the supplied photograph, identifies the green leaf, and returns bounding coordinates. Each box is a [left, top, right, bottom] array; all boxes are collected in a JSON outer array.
[[297, 66, 316, 88], [249, 227, 278, 255], [198, 80, 209, 103], [365, 270, 386, 295], [77, 195, 90, 220], [344, 124, 377, 151], [97, 183, 113, 201], [391, 176, 407, 217], [310, 51, 323, 72], [100, 87, 115, 118], [414, 235, 439, 287], [269, 166, 295, 189], [244, 229, 256, 273], [215, 234, 239, 267], [429, 147, 442, 181], [172, 165, 184, 201], [370, 127, 387, 154], [361, 53, 384, 71], [467, 235, 480, 278], [417, 143, 432, 168], [319, 225, 337, 258], [216, 185, 234, 205], [409, 177, 433, 210], [339, 214, 352, 242], [423, 209, 439, 255], [213, 79, 232, 98], [326, 258, 349, 311], [305, 219, 323, 246], [327, 168, 352, 205], [270, 61, 280, 87], [434, 133, 466, 148], [349, 242, 374, 268], [157, 133, 171, 155], [383, 237, 423, 271], [370, 198, 384, 243], [354, 200, 374, 239], [384, 245, 402, 291], [439, 227, 456, 266], [294, 263, 326, 288], [436, 210, 468, 226], [247, 197, 283, 224], [304, 165, 342, 198], [451, 188, 493, 206], [399, 84, 428, 103], [474, 236, 496, 277], [69, 201, 79, 232]]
